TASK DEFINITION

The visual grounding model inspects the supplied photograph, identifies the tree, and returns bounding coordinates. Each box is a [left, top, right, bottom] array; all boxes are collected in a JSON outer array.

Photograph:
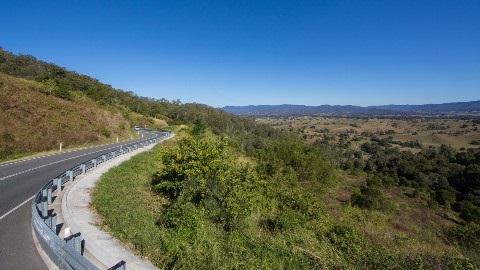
[[152, 135, 258, 230], [351, 181, 394, 212], [191, 119, 206, 136]]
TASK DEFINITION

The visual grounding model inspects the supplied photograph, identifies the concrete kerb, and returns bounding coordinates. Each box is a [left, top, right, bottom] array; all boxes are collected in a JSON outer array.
[[60, 134, 173, 269]]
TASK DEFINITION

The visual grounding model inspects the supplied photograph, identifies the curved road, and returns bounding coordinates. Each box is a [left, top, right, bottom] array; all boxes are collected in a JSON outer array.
[[0, 130, 166, 269]]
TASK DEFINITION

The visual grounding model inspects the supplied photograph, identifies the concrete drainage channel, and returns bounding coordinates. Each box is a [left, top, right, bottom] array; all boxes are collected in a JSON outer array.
[[32, 131, 173, 270]]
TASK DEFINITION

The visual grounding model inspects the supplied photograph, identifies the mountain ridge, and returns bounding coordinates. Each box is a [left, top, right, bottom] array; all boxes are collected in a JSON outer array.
[[222, 100, 480, 116]]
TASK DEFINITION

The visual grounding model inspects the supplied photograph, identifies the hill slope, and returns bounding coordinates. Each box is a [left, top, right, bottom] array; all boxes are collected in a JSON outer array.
[[0, 72, 138, 160], [0, 48, 270, 161]]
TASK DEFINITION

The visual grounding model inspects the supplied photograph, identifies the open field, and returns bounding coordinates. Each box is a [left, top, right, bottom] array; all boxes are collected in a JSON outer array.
[[256, 116, 480, 150]]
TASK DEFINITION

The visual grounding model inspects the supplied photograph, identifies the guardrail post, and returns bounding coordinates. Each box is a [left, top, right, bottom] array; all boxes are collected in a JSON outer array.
[[51, 214, 57, 233], [82, 164, 86, 174], [64, 235, 71, 248], [102, 155, 106, 163], [64, 233, 82, 254], [93, 158, 97, 168], [54, 178, 62, 192], [47, 186, 52, 204], [45, 213, 56, 232], [36, 198, 42, 215], [68, 170, 73, 182], [74, 233, 82, 254], [109, 260, 126, 270], [41, 196, 48, 217]]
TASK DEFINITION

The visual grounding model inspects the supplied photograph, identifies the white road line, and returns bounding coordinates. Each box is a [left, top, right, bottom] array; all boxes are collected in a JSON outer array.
[[0, 146, 108, 168], [0, 137, 149, 168], [0, 195, 35, 221], [0, 144, 124, 182]]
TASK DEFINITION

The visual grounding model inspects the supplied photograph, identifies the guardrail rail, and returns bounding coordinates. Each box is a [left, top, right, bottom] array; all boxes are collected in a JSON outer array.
[[32, 131, 172, 270]]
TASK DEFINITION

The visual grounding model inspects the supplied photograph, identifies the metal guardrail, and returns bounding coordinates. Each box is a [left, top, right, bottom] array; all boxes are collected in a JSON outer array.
[[32, 131, 172, 270]]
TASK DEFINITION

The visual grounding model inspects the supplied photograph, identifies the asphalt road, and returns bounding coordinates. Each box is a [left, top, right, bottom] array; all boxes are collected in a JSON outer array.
[[0, 131, 165, 269]]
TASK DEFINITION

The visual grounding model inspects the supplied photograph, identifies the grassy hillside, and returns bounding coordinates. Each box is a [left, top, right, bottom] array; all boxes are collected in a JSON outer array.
[[93, 128, 478, 269], [0, 48, 274, 161], [0, 72, 162, 161]]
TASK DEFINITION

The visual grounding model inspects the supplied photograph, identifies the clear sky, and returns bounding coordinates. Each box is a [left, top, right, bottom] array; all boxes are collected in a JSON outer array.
[[1, 0, 479, 107]]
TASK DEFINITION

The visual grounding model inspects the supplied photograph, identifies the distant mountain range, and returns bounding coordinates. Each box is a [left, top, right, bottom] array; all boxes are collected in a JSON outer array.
[[222, 100, 480, 117]]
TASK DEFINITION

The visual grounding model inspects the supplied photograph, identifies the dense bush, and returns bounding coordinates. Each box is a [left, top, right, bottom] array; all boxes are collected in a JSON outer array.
[[257, 134, 337, 190], [351, 181, 394, 212], [152, 135, 259, 230], [357, 141, 480, 223], [446, 222, 480, 251]]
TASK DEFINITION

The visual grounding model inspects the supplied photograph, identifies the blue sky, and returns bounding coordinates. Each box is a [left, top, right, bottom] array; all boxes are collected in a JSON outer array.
[[1, 1, 479, 107]]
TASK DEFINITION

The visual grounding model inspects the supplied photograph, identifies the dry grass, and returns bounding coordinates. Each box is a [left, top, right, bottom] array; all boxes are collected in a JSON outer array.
[[0, 73, 138, 160], [257, 116, 480, 149], [323, 172, 465, 259], [128, 112, 168, 129]]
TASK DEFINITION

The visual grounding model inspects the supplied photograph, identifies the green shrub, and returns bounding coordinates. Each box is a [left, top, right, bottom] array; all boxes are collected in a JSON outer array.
[[456, 201, 480, 223], [327, 224, 363, 253], [53, 83, 72, 100], [152, 135, 259, 230], [351, 182, 394, 212], [158, 201, 201, 231], [446, 222, 480, 250]]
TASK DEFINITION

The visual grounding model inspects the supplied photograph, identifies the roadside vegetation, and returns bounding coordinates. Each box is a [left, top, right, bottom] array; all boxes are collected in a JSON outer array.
[[93, 122, 478, 268]]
